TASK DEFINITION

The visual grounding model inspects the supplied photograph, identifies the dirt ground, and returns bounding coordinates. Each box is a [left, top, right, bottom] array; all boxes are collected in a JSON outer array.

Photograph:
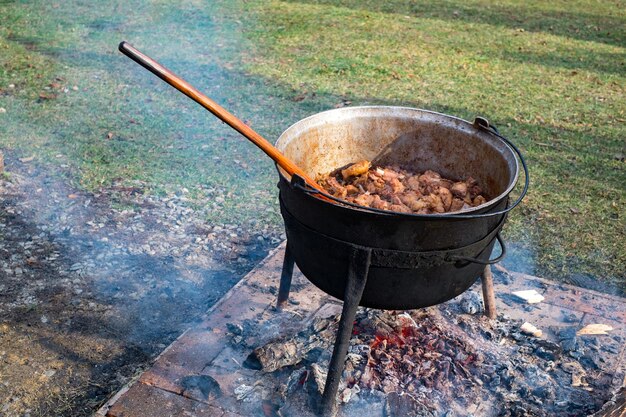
[[0, 153, 282, 416]]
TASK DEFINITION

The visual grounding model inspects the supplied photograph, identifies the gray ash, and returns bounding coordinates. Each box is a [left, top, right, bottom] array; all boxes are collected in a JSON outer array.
[[252, 306, 619, 416]]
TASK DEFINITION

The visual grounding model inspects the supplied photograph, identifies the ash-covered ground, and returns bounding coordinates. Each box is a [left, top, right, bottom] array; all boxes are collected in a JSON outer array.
[[239, 298, 623, 417], [0, 154, 282, 416]]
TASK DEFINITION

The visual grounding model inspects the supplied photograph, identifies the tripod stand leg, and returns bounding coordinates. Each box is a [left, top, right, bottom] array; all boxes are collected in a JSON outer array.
[[276, 242, 295, 311], [319, 246, 371, 416]]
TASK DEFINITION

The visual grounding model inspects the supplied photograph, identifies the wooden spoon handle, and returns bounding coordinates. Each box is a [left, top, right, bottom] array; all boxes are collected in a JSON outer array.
[[118, 41, 324, 193]]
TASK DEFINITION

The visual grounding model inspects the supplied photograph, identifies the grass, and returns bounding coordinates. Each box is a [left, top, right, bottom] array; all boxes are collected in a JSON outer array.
[[0, 0, 624, 292], [238, 0, 626, 291]]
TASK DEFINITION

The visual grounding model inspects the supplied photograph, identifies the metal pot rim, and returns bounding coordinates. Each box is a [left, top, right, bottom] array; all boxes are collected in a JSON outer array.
[[275, 105, 523, 217]]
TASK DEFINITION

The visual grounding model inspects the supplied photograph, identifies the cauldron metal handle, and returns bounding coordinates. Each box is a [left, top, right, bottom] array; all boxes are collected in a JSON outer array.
[[448, 232, 506, 265], [289, 118, 529, 220]]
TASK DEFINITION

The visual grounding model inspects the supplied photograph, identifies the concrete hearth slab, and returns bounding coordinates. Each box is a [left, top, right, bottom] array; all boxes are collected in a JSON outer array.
[[97, 243, 625, 417]]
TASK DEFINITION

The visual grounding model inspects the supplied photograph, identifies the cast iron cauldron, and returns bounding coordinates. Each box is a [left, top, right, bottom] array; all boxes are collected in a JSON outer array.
[[275, 106, 527, 310]]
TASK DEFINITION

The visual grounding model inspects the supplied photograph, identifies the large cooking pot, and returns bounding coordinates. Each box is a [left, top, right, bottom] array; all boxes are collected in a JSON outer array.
[[275, 106, 527, 310]]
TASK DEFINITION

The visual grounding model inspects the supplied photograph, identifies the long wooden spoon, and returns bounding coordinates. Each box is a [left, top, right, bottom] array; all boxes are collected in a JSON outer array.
[[118, 41, 326, 195]]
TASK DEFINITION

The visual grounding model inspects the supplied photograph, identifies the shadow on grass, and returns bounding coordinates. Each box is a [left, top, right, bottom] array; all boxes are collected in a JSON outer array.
[[283, 0, 625, 48]]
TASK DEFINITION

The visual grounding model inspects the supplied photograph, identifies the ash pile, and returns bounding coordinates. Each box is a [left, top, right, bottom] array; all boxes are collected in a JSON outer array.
[[233, 300, 622, 417]]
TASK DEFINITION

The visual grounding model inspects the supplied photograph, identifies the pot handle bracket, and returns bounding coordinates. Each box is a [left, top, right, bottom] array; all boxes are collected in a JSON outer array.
[[473, 116, 530, 216], [289, 173, 310, 191], [449, 232, 506, 266]]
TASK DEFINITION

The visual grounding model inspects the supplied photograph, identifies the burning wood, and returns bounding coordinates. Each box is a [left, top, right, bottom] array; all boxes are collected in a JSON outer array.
[[248, 316, 338, 372], [248, 303, 617, 416], [353, 310, 482, 395]]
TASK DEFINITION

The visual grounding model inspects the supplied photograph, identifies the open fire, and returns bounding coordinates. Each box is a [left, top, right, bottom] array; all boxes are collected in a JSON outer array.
[[243, 301, 619, 417]]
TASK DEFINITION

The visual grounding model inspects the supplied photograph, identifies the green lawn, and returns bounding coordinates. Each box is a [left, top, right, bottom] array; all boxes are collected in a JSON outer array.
[[1, 0, 624, 291], [236, 0, 626, 291]]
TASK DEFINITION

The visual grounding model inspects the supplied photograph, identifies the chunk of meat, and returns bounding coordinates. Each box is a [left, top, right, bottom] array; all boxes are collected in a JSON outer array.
[[319, 162, 489, 215], [473, 195, 487, 206], [345, 184, 360, 195], [382, 168, 401, 181], [326, 177, 347, 198], [370, 195, 389, 210], [438, 187, 453, 211], [353, 193, 375, 207], [406, 175, 422, 192], [469, 184, 483, 199], [450, 198, 465, 212], [399, 191, 428, 212], [450, 182, 468, 198], [341, 160, 371, 179], [390, 203, 411, 213], [419, 170, 442, 194], [426, 193, 445, 213], [389, 178, 405, 194]]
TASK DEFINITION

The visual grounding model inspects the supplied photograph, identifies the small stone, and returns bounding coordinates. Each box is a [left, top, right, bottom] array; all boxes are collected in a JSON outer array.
[[72, 85, 79, 91], [234, 384, 254, 401], [459, 291, 483, 315], [40, 315, 48, 324], [512, 290, 544, 304], [577, 324, 613, 336], [0, 108, 6, 114], [520, 322, 542, 337]]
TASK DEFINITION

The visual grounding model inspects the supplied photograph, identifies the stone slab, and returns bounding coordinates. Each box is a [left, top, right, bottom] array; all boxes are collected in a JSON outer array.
[[105, 382, 225, 417]]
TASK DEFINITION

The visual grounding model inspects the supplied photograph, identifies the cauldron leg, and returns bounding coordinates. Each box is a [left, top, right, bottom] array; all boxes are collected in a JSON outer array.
[[320, 247, 371, 417], [481, 265, 497, 319], [276, 242, 295, 311]]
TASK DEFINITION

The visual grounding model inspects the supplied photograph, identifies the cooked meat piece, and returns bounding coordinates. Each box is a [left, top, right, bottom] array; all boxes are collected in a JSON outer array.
[[419, 170, 442, 194], [345, 184, 360, 195], [421, 170, 441, 180], [389, 178, 405, 194], [382, 168, 401, 181], [469, 184, 483, 199], [326, 176, 347, 198], [353, 193, 375, 207], [473, 195, 487, 206], [438, 187, 453, 211], [450, 198, 465, 212], [406, 175, 422, 192], [390, 204, 411, 213], [438, 179, 453, 190], [319, 160, 489, 215], [371, 195, 389, 210], [341, 160, 371, 179], [366, 181, 382, 194], [426, 193, 445, 213], [399, 191, 428, 212], [410, 200, 429, 212], [450, 182, 468, 198]]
